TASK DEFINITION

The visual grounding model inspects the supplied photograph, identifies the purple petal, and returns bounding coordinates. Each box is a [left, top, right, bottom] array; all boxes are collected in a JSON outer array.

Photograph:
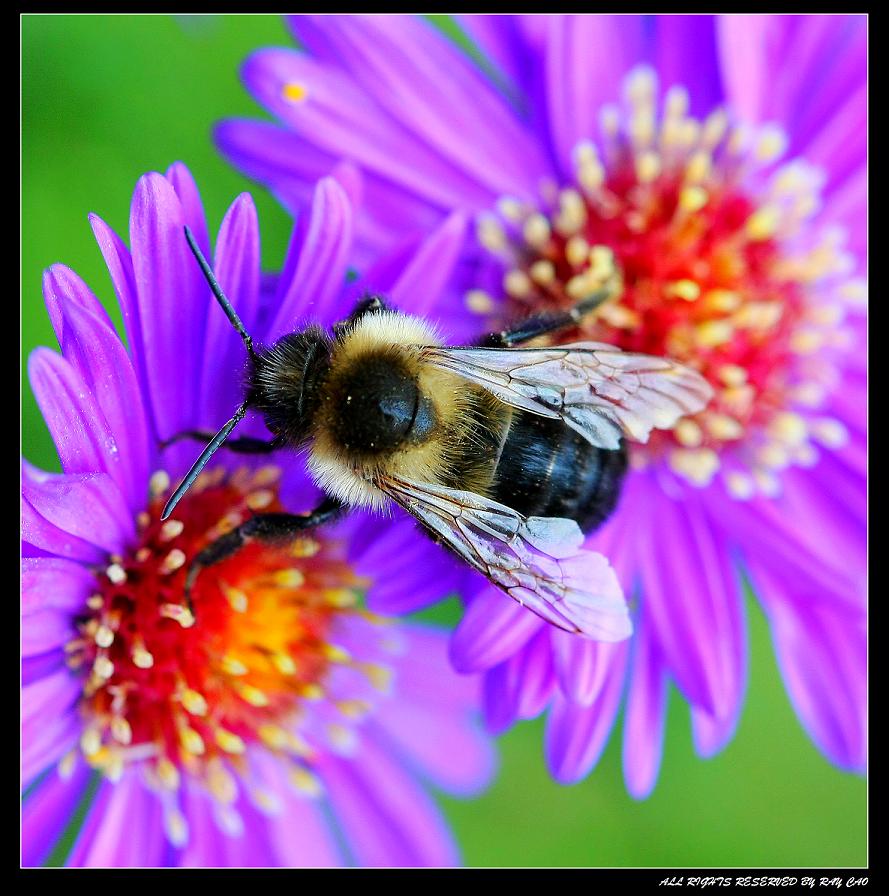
[[449, 585, 544, 673], [41, 269, 151, 511], [22, 557, 94, 616], [22, 484, 106, 564], [42, 264, 114, 342], [240, 47, 496, 212], [23, 470, 133, 556], [22, 672, 81, 785], [713, 484, 863, 613], [22, 760, 92, 867], [166, 161, 210, 260], [372, 626, 495, 795], [198, 193, 261, 426], [292, 15, 548, 199], [245, 751, 344, 866], [544, 640, 629, 783], [716, 15, 866, 183], [28, 348, 130, 493], [88, 214, 154, 433], [457, 14, 541, 104], [22, 712, 81, 787], [638, 485, 746, 716], [354, 513, 466, 616], [129, 171, 205, 441], [483, 627, 556, 734], [23, 650, 66, 686], [653, 16, 723, 115], [22, 609, 75, 657], [622, 611, 668, 799], [378, 212, 467, 318], [216, 118, 442, 264], [67, 775, 166, 867], [265, 177, 354, 341], [552, 629, 620, 706], [748, 563, 866, 772], [543, 15, 647, 178], [317, 735, 460, 867]]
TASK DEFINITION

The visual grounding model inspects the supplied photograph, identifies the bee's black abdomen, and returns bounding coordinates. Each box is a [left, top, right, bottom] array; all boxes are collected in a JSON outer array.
[[491, 411, 628, 534]]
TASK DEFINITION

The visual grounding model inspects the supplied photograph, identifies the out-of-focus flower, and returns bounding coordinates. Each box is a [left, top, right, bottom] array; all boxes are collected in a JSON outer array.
[[22, 163, 494, 866], [217, 14, 867, 793]]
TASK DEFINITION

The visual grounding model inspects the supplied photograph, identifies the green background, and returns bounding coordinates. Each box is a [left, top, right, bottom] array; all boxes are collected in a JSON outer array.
[[21, 15, 866, 867]]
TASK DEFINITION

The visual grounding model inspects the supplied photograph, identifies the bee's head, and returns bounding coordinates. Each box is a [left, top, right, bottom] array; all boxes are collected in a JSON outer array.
[[248, 326, 334, 446]]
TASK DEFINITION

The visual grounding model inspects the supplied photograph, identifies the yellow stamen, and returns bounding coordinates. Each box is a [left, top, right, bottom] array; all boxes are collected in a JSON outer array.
[[465, 290, 495, 314], [668, 448, 720, 487], [160, 549, 186, 575], [160, 519, 184, 541], [149, 470, 170, 497], [106, 563, 127, 585], [504, 269, 532, 298], [289, 766, 323, 798], [94, 625, 114, 649], [674, 419, 703, 448], [180, 727, 205, 756], [181, 688, 208, 716], [222, 583, 249, 613], [159, 603, 195, 628], [282, 82, 308, 102], [246, 489, 275, 510]]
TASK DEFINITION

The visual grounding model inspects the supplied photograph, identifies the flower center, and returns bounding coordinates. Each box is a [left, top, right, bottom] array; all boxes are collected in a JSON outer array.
[[472, 68, 863, 496], [64, 465, 393, 843]]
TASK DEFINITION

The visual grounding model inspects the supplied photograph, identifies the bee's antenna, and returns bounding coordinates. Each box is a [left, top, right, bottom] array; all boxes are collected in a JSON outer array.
[[161, 400, 249, 520], [183, 225, 257, 363]]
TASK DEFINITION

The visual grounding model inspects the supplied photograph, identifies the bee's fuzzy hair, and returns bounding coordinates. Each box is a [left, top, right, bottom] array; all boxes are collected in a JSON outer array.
[[306, 310, 504, 510]]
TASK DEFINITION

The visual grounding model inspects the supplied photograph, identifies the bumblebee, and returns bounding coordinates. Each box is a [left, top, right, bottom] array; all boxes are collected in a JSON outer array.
[[164, 227, 712, 641]]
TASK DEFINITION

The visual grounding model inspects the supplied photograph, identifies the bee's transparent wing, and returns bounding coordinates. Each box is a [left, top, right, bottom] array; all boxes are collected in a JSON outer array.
[[424, 343, 713, 449], [378, 475, 632, 641]]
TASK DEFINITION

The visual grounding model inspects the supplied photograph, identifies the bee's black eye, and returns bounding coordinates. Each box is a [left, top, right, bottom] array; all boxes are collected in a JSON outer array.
[[332, 357, 432, 453]]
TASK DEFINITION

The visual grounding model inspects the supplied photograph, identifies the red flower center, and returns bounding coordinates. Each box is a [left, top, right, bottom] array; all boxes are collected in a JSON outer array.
[[65, 465, 384, 832], [472, 69, 861, 496]]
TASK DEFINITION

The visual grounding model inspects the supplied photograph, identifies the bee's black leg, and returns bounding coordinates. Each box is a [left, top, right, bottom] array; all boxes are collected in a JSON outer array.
[[161, 430, 283, 454], [332, 294, 391, 338], [478, 283, 617, 348], [184, 495, 346, 610]]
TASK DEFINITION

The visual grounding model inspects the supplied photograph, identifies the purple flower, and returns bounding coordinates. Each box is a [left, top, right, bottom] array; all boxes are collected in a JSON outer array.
[[217, 14, 867, 793], [22, 163, 495, 867]]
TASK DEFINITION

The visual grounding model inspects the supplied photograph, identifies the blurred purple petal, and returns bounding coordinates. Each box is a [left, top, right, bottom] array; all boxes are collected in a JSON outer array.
[[622, 612, 668, 798], [129, 172, 204, 441], [41, 270, 151, 511], [317, 735, 460, 867], [543, 15, 647, 177], [241, 48, 495, 212], [166, 161, 210, 260], [23, 471, 133, 556], [67, 777, 166, 867], [293, 15, 548, 199], [88, 213, 154, 433], [545, 641, 628, 783], [751, 564, 866, 772], [28, 349, 129, 493], [483, 627, 555, 734], [449, 586, 544, 673], [265, 177, 354, 340], [22, 557, 94, 615], [198, 193, 260, 426], [640, 486, 746, 716], [22, 761, 91, 867]]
